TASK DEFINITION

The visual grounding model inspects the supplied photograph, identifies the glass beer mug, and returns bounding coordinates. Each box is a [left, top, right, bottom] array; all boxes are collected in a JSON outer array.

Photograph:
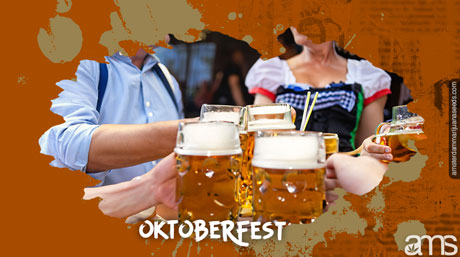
[[252, 130, 326, 224], [245, 103, 296, 216], [374, 105, 426, 163], [323, 133, 339, 159], [174, 121, 242, 221], [199, 104, 250, 217]]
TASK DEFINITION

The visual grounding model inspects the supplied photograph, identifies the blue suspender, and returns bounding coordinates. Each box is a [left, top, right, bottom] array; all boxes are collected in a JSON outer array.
[[96, 62, 179, 114], [96, 63, 108, 113]]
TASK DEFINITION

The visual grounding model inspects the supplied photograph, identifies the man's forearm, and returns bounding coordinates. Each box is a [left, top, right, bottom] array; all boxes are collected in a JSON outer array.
[[86, 120, 183, 172]]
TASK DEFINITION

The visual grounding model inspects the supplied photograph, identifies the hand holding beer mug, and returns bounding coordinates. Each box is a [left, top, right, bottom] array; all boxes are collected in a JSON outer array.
[[252, 130, 326, 224], [175, 121, 242, 221], [373, 105, 426, 163]]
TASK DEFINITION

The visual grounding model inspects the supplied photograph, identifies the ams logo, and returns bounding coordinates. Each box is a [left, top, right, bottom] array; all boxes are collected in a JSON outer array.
[[405, 235, 458, 256]]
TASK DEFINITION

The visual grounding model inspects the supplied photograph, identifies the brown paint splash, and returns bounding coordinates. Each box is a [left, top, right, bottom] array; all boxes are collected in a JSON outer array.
[[3, 0, 460, 256], [37, 15, 83, 63]]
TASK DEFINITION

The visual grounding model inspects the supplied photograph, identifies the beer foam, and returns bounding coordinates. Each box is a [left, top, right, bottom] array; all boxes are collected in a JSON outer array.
[[248, 119, 295, 132], [175, 122, 242, 156], [252, 136, 324, 169], [323, 133, 338, 140], [386, 129, 424, 136], [249, 105, 289, 115], [201, 112, 240, 125]]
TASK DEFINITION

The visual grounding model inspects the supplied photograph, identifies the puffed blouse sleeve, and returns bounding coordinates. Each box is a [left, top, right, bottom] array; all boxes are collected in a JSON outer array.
[[245, 57, 285, 102], [349, 59, 392, 106]]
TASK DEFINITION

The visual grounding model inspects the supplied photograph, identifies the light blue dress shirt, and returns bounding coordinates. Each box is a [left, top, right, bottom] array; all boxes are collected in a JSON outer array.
[[39, 52, 184, 186]]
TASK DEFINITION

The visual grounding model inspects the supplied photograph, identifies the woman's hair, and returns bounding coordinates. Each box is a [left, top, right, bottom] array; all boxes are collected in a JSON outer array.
[[334, 44, 364, 61], [277, 28, 303, 54]]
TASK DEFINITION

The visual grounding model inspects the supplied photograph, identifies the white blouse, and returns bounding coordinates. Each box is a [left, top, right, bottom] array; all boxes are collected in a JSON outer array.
[[245, 56, 391, 105]]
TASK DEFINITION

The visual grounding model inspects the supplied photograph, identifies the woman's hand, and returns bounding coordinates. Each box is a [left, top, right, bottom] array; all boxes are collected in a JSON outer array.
[[360, 121, 392, 162], [360, 135, 393, 162]]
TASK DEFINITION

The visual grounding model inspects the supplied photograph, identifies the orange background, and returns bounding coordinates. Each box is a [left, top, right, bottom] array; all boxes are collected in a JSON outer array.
[[2, 0, 459, 256]]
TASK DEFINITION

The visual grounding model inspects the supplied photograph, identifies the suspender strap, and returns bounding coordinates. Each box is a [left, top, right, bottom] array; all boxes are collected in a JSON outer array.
[[96, 63, 108, 113], [97, 62, 179, 115], [152, 63, 179, 113]]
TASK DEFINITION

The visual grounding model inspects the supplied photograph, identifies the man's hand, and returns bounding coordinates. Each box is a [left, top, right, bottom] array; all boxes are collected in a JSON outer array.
[[147, 153, 177, 209], [83, 153, 178, 219]]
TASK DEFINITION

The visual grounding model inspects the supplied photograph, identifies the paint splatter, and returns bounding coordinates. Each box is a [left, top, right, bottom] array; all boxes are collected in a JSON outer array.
[[245, 189, 367, 256], [242, 35, 253, 44], [99, 0, 204, 55], [56, 0, 72, 13], [17, 75, 27, 85], [37, 15, 82, 63], [394, 221, 426, 251], [228, 12, 236, 20], [344, 33, 356, 49]]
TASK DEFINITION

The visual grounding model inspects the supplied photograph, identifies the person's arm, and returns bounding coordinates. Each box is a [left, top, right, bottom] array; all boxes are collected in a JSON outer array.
[[84, 152, 177, 218], [38, 60, 188, 176], [245, 58, 284, 104], [86, 121, 182, 172], [209, 71, 224, 96], [253, 93, 274, 104], [355, 95, 387, 147], [325, 154, 387, 196], [356, 94, 394, 162], [228, 74, 246, 106], [39, 60, 103, 173]]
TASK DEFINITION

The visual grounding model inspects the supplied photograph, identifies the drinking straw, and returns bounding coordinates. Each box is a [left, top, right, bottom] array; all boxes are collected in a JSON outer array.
[[299, 91, 311, 131], [301, 92, 319, 131]]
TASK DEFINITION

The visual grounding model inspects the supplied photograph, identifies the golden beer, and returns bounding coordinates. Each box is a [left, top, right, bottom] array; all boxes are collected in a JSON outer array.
[[175, 121, 242, 221], [199, 104, 251, 216], [252, 130, 326, 224], [374, 107, 425, 163], [245, 104, 296, 216], [238, 131, 252, 215], [375, 130, 426, 163], [324, 133, 339, 159], [176, 154, 241, 221], [253, 166, 325, 223]]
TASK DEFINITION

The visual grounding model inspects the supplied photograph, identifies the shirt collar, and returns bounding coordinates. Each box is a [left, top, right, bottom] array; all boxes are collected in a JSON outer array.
[[112, 52, 159, 71], [142, 54, 159, 71]]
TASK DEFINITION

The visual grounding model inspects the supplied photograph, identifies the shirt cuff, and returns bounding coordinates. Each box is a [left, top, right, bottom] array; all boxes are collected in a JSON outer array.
[[74, 124, 100, 172]]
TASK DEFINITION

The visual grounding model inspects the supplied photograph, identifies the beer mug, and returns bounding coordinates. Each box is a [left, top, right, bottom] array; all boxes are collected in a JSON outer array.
[[374, 105, 426, 163], [174, 121, 242, 221], [252, 130, 326, 224], [244, 103, 296, 216], [199, 104, 250, 216], [323, 133, 339, 159], [247, 103, 295, 131], [200, 104, 246, 128]]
